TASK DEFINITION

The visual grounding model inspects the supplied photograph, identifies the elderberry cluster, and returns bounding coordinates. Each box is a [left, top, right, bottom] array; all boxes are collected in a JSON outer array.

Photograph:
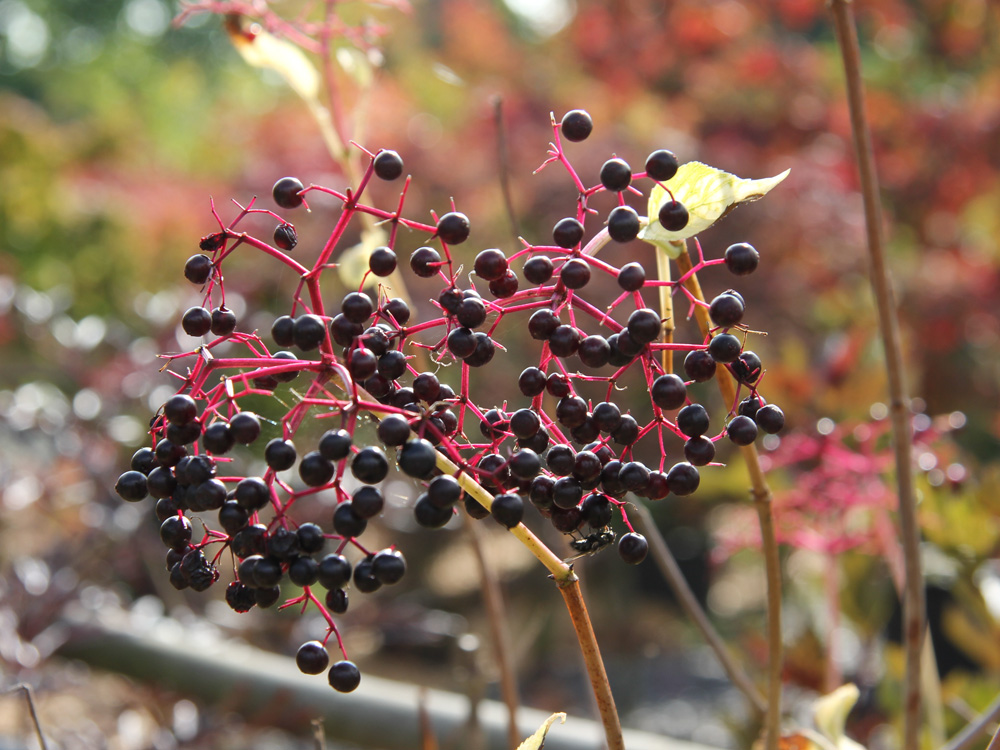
[[115, 110, 784, 691]]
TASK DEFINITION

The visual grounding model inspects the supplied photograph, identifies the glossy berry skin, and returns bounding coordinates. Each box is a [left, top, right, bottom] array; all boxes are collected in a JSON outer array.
[[732, 351, 762, 385], [210, 307, 237, 336], [415, 494, 454, 527], [398, 439, 437, 479], [528, 309, 560, 341], [683, 436, 716, 466], [116, 471, 147, 501], [627, 308, 662, 345], [617, 262, 645, 291], [725, 242, 759, 275], [377, 414, 411, 446], [607, 206, 640, 243], [319, 429, 352, 461], [271, 315, 295, 347], [600, 158, 631, 192], [549, 325, 582, 357], [727, 415, 759, 445], [329, 661, 361, 693], [645, 149, 679, 181], [235, 477, 271, 512], [508, 449, 541, 480], [474, 249, 508, 281], [288, 557, 319, 586], [160, 515, 192, 549], [578, 335, 610, 368], [333, 503, 367, 538], [456, 297, 487, 329], [677, 403, 710, 437], [373, 149, 404, 180], [352, 486, 384, 518], [351, 446, 389, 484], [299, 451, 335, 487], [410, 246, 441, 278], [755, 404, 785, 434], [709, 293, 745, 328], [560, 258, 591, 289], [181, 306, 212, 337], [296, 641, 329, 675], [465, 333, 496, 367], [372, 549, 406, 584], [553, 217, 585, 249], [518, 367, 546, 397], [651, 374, 687, 410], [184, 254, 213, 285], [684, 350, 717, 382], [318, 554, 352, 589], [369, 246, 397, 277], [436, 212, 470, 245], [560, 110, 593, 142], [447, 327, 477, 359], [618, 532, 648, 564], [230, 412, 261, 445], [488, 270, 519, 299], [164, 394, 198, 425], [273, 223, 297, 251], [708, 333, 742, 364], [383, 298, 410, 325], [272, 177, 305, 209], [658, 200, 689, 231], [612, 414, 639, 445], [665, 462, 700, 496], [342, 292, 374, 324], [491, 493, 524, 528], [523, 256, 554, 284]]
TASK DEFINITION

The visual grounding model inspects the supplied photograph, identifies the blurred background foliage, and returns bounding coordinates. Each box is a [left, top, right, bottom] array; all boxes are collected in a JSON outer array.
[[0, 0, 998, 748]]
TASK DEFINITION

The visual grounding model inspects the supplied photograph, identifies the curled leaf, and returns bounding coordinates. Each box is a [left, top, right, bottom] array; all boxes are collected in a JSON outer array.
[[639, 162, 790, 255], [517, 712, 566, 750], [813, 683, 867, 750]]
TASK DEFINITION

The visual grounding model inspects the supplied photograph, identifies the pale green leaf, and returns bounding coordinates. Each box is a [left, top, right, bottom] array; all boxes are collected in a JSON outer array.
[[516, 712, 566, 750], [813, 684, 867, 750], [638, 162, 790, 256], [337, 227, 391, 290]]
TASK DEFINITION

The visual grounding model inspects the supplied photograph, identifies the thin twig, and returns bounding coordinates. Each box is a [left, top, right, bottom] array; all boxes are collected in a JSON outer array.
[[467, 520, 521, 750], [941, 692, 1000, 750], [657, 248, 674, 374], [493, 96, 522, 243], [632, 504, 766, 715], [828, 5, 924, 749], [676, 248, 782, 750], [5, 684, 50, 750]]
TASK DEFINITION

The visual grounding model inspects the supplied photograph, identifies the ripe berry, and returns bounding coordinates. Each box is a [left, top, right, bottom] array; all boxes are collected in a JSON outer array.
[[509, 449, 541, 480], [665, 462, 700, 496], [658, 200, 689, 231], [347, 347, 378, 380], [619, 461, 650, 492], [273, 223, 297, 251], [607, 206, 640, 243], [611, 414, 639, 445], [160, 514, 192, 549], [645, 471, 670, 500], [353, 557, 381, 593], [398, 439, 437, 479], [553, 217, 585, 248], [645, 149, 679, 181], [651, 374, 687, 410], [352, 486, 385, 518], [131, 447, 156, 474], [488, 270, 519, 299], [684, 350, 717, 382], [464, 333, 496, 367], [377, 350, 407, 381], [600, 158, 632, 192], [677, 403, 710, 437], [560, 258, 591, 289], [352, 446, 389, 484], [447, 327, 477, 359], [184, 254, 213, 285], [415, 493, 454, 527], [146, 467, 177, 499], [549, 325, 582, 357], [376, 415, 411, 447], [455, 297, 487, 330], [617, 262, 645, 291], [410, 246, 442, 278], [556, 396, 588, 428], [333, 502, 367, 538], [709, 292, 745, 328], [330, 314, 363, 347], [491, 493, 524, 528], [342, 292, 374, 324], [436, 212, 470, 245], [328, 661, 361, 693], [372, 549, 407, 584], [210, 307, 237, 336], [288, 556, 320, 586], [325, 588, 348, 613], [230, 412, 261, 444], [627, 308, 662, 345], [115, 471, 148, 501], [235, 476, 270, 512], [546, 372, 570, 398], [578, 335, 610, 368], [273, 177, 305, 208], [618, 532, 648, 564], [573, 451, 603, 482], [518, 367, 546, 397], [551, 506, 583, 532], [296, 523, 325, 554], [509, 408, 541, 439], [528, 309, 560, 340], [581, 493, 612, 527], [296, 641, 330, 675], [733, 351, 762, 385], [474, 249, 508, 281], [546, 444, 575, 476], [560, 110, 593, 142], [684, 436, 716, 466], [552, 477, 583, 509], [725, 242, 759, 275], [413, 373, 441, 403], [523, 256, 554, 284], [369, 246, 397, 277], [427, 475, 463, 508], [318, 554, 352, 589], [319, 429, 352, 461], [739, 395, 762, 419], [383, 298, 411, 325], [164, 394, 198, 425], [225, 582, 255, 613], [727, 415, 759, 445], [755, 404, 785, 434], [592, 402, 622, 434], [154, 438, 186, 467], [373, 149, 404, 180], [708, 333, 742, 364], [181, 306, 212, 337]]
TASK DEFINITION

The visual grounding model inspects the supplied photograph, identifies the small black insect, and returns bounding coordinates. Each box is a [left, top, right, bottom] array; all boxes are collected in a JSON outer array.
[[564, 527, 616, 562]]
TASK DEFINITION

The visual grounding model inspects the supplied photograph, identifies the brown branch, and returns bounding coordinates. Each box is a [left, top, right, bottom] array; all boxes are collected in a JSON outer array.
[[828, 4, 924, 749]]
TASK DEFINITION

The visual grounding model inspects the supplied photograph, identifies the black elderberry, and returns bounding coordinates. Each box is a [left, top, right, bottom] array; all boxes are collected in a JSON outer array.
[[606, 334, 635, 367], [509, 408, 541, 440], [353, 557, 381, 593], [684, 349, 717, 382], [295, 451, 332, 487], [546, 373, 571, 398], [218, 501, 249, 535], [607, 206, 640, 243], [464, 332, 496, 367], [330, 313, 363, 347], [296, 523, 325, 554], [325, 588, 348, 613], [645, 149, 679, 182], [600, 158, 632, 192], [612, 414, 639, 445], [581, 493, 613, 528], [708, 333, 742, 364], [398, 439, 437, 479], [619, 461, 650, 492], [436, 212, 470, 245], [412, 373, 441, 403], [618, 532, 648, 565], [181, 306, 212, 337], [427, 475, 463, 508], [617, 262, 645, 291], [556, 396, 588, 429], [190, 479, 227, 511], [347, 347, 378, 380], [270, 315, 295, 347], [725, 242, 759, 276], [560, 258, 591, 289], [255, 587, 281, 608], [455, 296, 487, 329], [573, 451, 603, 482], [318, 554, 352, 589], [529, 475, 555, 510], [739, 394, 762, 419], [319, 429, 352, 461], [131, 447, 156, 475], [272, 176, 305, 209], [383, 297, 411, 325], [651, 373, 687, 410], [732, 351, 762, 385], [333, 502, 368, 538], [329, 660, 361, 693], [528, 309, 560, 341], [518, 367, 547, 397], [415, 493, 454, 527], [627, 309, 661, 346], [164, 393, 196, 426], [200, 422, 233, 455], [523, 255, 555, 284], [646, 471, 670, 500], [550, 505, 583, 532], [235, 477, 270, 512], [231, 524, 267, 559], [160, 514, 192, 549], [591, 402, 622, 434], [360, 327, 391, 357], [178, 455, 215, 485], [211, 306, 237, 336], [146, 467, 177, 499], [447, 327, 477, 359], [615, 330, 644, 358], [755, 404, 785, 434], [154, 439, 186, 468], [364, 374, 392, 399], [342, 292, 374, 324], [296, 641, 330, 675], [600, 460, 625, 496], [546, 444, 575, 476], [553, 217, 585, 249], [115, 471, 148, 501], [273, 223, 297, 252], [230, 412, 261, 445], [376, 350, 407, 381], [254, 557, 283, 588], [410, 246, 442, 278], [166, 421, 201, 445], [184, 254, 213, 285], [225, 581, 256, 613], [560, 110, 593, 142], [474, 248, 508, 281], [351, 486, 384, 518], [377, 414, 411, 446], [684, 436, 716, 466], [677, 403, 710, 438], [549, 325, 582, 357], [373, 149, 404, 180], [709, 292, 745, 329], [658, 200, 689, 231], [552, 477, 583, 509], [369, 246, 397, 277], [491, 493, 524, 528], [509, 449, 542, 480], [351, 446, 389, 484], [488, 270, 519, 299], [665, 462, 700, 496], [372, 549, 407, 584], [727, 415, 759, 445]]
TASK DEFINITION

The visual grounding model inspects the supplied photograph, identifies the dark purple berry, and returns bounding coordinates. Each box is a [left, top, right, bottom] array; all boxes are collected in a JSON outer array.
[[464, 333, 496, 367], [456, 296, 487, 329], [509, 449, 541, 480], [373, 149, 403, 180], [491, 493, 524, 528], [677, 403, 710, 437], [296, 641, 330, 675], [288, 556, 320, 586], [611, 414, 639, 445], [518, 367, 546, 397], [523, 255, 555, 284], [552, 477, 583, 509], [651, 373, 687, 410], [319, 429, 352, 461], [447, 327, 477, 359], [415, 493, 454, 527], [210, 306, 237, 336], [725, 243, 759, 275], [160, 514, 192, 549], [553, 218, 585, 249], [709, 292, 745, 328], [617, 262, 645, 291], [272, 177, 305, 209], [578, 335, 610, 368], [299, 451, 335, 487], [658, 200, 689, 231], [684, 349, 717, 381], [369, 246, 397, 276], [560, 110, 593, 142], [474, 248, 508, 281], [410, 246, 442, 278], [181, 306, 212, 337], [383, 298, 410, 325], [732, 351, 762, 385], [372, 549, 406, 584], [351, 446, 389, 484], [755, 404, 785, 434], [684, 436, 716, 466], [318, 554, 352, 589], [488, 270, 519, 299], [528, 309, 560, 341], [600, 158, 632, 192], [708, 333, 742, 364], [352, 486, 384, 518], [627, 308, 662, 344], [398, 439, 437, 479], [230, 412, 261, 444], [591, 402, 622, 433], [184, 254, 212, 284], [333, 502, 367, 538], [618, 532, 648, 564], [560, 258, 591, 289], [549, 325, 582, 357], [727, 415, 759, 445], [607, 205, 640, 243], [546, 372, 571, 398], [665, 462, 700, 496], [342, 292, 374, 324], [328, 661, 361, 692], [273, 223, 297, 251], [645, 149, 679, 181], [436, 212, 470, 245], [115, 471, 148, 501]]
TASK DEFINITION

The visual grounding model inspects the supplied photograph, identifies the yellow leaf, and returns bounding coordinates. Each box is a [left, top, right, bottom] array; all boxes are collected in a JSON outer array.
[[516, 712, 566, 750], [638, 162, 790, 255], [813, 684, 867, 750], [226, 22, 321, 104]]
